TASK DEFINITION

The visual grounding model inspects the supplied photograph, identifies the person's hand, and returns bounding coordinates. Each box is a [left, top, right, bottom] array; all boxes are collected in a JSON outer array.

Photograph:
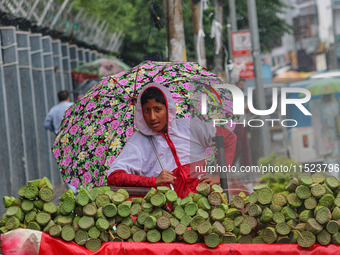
[[199, 175, 220, 186], [155, 170, 176, 186]]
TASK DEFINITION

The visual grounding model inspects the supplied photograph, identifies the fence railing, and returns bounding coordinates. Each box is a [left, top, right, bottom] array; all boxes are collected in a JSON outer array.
[[0, 25, 103, 215]]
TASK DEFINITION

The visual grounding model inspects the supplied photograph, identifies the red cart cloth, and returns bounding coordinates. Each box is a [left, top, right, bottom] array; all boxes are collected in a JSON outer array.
[[2, 229, 340, 255]]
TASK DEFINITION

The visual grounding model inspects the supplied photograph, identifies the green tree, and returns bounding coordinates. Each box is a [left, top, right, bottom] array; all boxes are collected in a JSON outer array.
[[73, 0, 292, 67]]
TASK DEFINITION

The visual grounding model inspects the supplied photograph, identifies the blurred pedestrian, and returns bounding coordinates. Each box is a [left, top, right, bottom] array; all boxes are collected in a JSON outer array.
[[44, 90, 76, 194], [44, 90, 73, 135]]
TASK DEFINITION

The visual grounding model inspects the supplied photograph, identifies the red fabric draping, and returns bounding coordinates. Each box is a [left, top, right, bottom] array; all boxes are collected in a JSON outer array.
[[37, 232, 339, 255]]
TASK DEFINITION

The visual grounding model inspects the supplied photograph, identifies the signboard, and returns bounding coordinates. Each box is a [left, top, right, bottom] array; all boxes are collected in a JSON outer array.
[[231, 30, 254, 79], [232, 30, 252, 57], [233, 56, 255, 79]]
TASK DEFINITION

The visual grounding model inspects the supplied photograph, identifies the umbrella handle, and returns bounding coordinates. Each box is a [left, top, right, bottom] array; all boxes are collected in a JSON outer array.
[[148, 136, 174, 191]]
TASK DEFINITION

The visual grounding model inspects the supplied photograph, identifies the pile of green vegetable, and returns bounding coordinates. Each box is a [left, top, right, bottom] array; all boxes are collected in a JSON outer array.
[[1, 172, 340, 251], [259, 152, 301, 193]]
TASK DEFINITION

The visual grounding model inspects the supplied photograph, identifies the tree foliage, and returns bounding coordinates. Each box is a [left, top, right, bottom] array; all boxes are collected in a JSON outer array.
[[73, 0, 293, 67]]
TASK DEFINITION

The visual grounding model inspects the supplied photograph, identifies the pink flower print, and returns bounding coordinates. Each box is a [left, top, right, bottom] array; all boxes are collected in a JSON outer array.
[[111, 120, 120, 130], [185, 63, 194, 70], [204, 147, 213, 158], [126, 126, 134, 138], [114, 112, 122, 118], [74, 137, 79, 145], [83, 119, 90, 126], [81, 98, 87, 105], [65, 177, 69, 182], [165, 66, 174, 71], [169, 72, 176, 76], [118, 79, 128, 85], [117, 128, 123, 135], [63, 155, 72, 166], [117, 88, 124, 93], [172, 93, 183, 103], [88, 142, 95, 150], [199, 70, 212, 76], [94, 169, 99, 177], [95, 145, 105, 157], [93, 159, 98, 164], [67, 166, 72, 173], [80, 135, 87, 146], [104, 116, 111, 123], [224, 99, 231, 104], [95, 128, 104, 136], [65, 124, 72, 133], [53, 148, 60, 159], [124, 112, 131, 119], [64, 145, 71, 154], [65, 107, 72, 117], [183, 82, 191, 90], [227, 120, 234, 130], [70, 178, 79, 188], [69, 125, 79, 135], [101, 97, 108, 104], [197, 102, 202, 111], [106, 155, 116, 166], [169, 85, 176, 91], [137, 75, 143, 81], [104, 144, 109, 150], [118, 103, 125, 109], [102, 76, 110, 84], [76, 148, 80, 155], [147, 70, 159, 76], [223, 105, 232, 112], [154, 76, 167, 83], [226, 100, 233, 107], [83, 172, 92, 184], [184, 113, 191, 118], [85, 161, 91, 169], [73, 160, 77, 168], [99, 177, 104, 186], [123, 94, 130, 99], [99, 158, 106, 165], [86, 101, 96, 111]]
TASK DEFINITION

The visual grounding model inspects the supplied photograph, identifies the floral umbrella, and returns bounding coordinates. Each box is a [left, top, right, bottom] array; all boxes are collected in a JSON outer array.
[[305, 78, 340, 96], [52, 61, 237, 190]]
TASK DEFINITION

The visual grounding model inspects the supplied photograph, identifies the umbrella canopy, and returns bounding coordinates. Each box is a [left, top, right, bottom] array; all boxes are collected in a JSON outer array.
[[53, 61, 237, 190], [72, 58, 130, 83], [305, 78, 340, 96]]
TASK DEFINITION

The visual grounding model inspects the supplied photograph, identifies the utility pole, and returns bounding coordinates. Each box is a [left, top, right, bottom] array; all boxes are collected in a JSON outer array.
[[163, 0, 187, 62], [227, 0, 237, 82], [213, 0, 224, 78], [192, 0, 206, 67], [229, 0, 237, 31], [247, 0, 271, 160]]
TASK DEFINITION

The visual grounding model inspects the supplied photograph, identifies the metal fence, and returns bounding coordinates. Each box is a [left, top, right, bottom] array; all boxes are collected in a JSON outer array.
[[0, 25, 103, 215]]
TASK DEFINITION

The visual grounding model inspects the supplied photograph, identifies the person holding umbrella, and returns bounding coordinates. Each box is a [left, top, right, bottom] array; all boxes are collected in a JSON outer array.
[[107, 83, 237, 198]]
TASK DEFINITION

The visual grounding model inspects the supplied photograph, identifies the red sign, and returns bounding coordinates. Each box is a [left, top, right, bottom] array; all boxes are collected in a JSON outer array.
[[232, 30, 252, 57], [232, 30, 254, 79], [233, 56, 255, 79]]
